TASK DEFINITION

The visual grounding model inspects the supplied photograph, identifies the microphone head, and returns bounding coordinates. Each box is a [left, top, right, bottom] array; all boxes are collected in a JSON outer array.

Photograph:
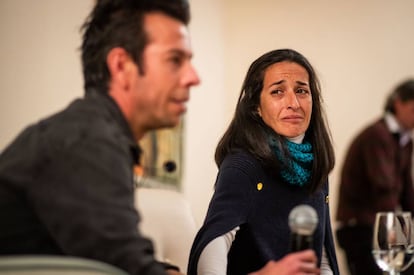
[[288, 204, 318, 236]]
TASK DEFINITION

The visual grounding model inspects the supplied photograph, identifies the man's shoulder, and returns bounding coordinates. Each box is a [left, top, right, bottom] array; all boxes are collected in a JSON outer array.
[[10, 97, 124, 155], [352, 118, 388, 142], [44, 97, 121, 139]]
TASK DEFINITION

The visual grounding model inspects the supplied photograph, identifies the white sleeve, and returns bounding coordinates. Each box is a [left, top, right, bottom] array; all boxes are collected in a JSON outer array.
[[197, 227, 333, 275], [196, 226, 240, 275], [321, 246, 333, 275]]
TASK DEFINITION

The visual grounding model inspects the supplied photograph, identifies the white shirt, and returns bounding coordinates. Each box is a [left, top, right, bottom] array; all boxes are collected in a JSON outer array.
[[384, 112, 412, 147], [197, 228, 333, 275]]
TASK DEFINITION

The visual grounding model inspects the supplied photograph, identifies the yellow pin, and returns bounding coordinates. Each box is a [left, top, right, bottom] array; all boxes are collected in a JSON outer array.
[[257, 182, 263, 191], [325, 195, 329, 204]]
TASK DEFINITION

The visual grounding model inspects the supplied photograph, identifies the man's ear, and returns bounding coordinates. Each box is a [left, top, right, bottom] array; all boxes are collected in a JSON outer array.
[[106, 47, 135, 90]]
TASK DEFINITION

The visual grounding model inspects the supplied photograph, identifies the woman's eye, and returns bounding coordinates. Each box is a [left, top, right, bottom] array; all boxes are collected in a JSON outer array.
[[297, 88, 309, 94], [270, 89, 282, 95]]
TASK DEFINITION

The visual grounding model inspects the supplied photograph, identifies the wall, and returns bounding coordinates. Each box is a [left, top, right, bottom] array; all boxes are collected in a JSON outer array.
[[183, 0, 226, 226], [0, 0, 93, 147], [1, 1, 414, 274], [188, 1, 414, 274]]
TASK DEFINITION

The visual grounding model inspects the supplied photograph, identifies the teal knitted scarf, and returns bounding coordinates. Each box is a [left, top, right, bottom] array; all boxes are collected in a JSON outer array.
[[269, 138, 313, 187]]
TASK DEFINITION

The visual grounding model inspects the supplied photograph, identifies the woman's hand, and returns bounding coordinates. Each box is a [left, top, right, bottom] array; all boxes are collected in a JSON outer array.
[[249, 249, 320, 275], [166, 269, 185, 275]]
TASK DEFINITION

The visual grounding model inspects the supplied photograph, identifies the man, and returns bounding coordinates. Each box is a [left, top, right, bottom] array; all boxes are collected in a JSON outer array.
[[0, 1, 321, 274], [336, 79, 414, 275], [0, 1, 199, 274]]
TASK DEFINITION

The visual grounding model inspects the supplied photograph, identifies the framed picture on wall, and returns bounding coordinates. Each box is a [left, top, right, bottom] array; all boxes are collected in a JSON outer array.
[[134, 122, 183, 189]]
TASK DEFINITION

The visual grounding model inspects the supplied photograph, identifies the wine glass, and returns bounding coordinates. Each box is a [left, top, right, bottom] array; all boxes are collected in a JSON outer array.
[[372, 211, 414, 275]]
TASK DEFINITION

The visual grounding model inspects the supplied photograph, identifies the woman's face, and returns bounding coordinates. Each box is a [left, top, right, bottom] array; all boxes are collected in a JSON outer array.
[[258, 61, 312, 138]]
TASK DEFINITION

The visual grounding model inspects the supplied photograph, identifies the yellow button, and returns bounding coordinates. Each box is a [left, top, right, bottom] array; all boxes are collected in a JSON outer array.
[[325, 195, 329, 204], [257, 182, 263, 191]]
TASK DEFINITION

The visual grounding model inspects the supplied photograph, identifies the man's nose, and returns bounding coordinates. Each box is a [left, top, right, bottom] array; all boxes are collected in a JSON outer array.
[[184, 64, 200, 87]]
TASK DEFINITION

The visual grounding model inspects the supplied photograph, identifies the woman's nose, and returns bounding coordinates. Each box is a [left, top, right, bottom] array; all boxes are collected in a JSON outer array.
[[286, 91, 300, 109]]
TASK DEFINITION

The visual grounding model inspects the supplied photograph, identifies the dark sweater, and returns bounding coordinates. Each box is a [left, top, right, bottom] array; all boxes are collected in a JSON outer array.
[[188, 151, 339, 275], [0, 91, 167, 275], [336, 118, 414, 225]]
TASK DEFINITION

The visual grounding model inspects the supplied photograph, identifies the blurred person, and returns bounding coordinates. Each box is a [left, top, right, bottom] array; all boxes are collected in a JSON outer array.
[[336, 79, 414, 275], [0, 0, 200, 274], [188, 49, 339, 275]]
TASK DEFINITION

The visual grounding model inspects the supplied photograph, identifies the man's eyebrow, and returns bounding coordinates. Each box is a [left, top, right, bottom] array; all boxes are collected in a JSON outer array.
[[168, 48, 193, 58]]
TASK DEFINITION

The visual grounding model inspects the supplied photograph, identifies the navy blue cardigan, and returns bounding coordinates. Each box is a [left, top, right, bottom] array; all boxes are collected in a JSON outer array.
[[188, 151, 339, 274]]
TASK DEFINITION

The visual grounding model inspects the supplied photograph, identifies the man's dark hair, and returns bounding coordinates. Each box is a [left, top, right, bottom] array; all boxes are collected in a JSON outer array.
[[384, 79, 414, 113], [215, 49, 335, 193], [81, 0, 190, 94]]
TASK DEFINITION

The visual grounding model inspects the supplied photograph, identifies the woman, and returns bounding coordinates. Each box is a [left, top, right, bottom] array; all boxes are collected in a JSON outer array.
[[188, 49, 339, 275]]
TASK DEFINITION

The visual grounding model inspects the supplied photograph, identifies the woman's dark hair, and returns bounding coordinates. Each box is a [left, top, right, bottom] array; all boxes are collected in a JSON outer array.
[[384, 79, 414, 113], [80, 0, 190, 94], [215, 49, 335, 193]]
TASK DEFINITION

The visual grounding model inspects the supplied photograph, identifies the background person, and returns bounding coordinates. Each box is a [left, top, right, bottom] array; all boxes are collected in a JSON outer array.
[[187, 48, 339, 275], [0, 0, 199, 274], [336, 79, 414, 275]]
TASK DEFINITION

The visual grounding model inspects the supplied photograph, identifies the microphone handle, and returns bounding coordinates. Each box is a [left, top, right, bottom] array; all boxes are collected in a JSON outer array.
[[289, 232, 313, 252]]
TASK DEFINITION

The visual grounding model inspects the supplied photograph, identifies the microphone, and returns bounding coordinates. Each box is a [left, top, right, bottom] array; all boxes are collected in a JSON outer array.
[[288, 204, 318, 252]]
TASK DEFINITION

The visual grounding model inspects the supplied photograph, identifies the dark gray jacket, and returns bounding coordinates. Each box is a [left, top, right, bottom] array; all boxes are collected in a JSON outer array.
[[0, 91, 168, 275]]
